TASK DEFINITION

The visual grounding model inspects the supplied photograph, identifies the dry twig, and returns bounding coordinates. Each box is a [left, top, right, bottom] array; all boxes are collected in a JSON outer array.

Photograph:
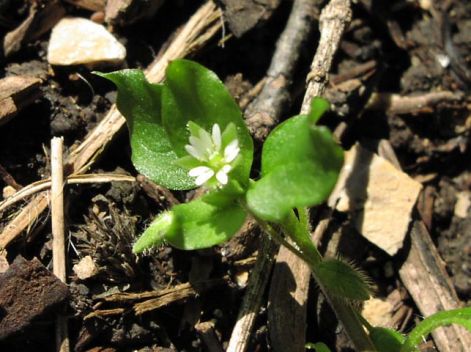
[[50, 137, 69, 352]]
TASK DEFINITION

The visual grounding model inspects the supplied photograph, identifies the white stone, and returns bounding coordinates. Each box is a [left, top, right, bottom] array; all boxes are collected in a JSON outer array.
[[73, 255, 98, 280], [47, 17, 126, 67], [329, 145, 422, 256], [362, 298, 394, 327]]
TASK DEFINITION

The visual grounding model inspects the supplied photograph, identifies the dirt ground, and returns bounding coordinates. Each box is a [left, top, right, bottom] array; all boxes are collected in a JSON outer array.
[[0, 0, 470, 351]]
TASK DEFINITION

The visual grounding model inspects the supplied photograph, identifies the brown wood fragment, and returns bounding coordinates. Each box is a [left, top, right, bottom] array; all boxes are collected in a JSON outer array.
[[63, 0, 106, 12], [399, 220, 471, 352], [366, 91, 463, 115], [245, 0, 320, 141], [195, 321, 225, 352], [301, 0, 352, 111], [216, 0, 282, 38], [0, 76, 41, 126], [268, 246, 311, 352], [0, 256, 69, 340], [3, 1, 66, 57], [105, 0, 165, 26]]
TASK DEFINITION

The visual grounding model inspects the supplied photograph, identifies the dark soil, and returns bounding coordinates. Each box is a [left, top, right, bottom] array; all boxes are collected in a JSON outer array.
[[0, 0, 470, 351]]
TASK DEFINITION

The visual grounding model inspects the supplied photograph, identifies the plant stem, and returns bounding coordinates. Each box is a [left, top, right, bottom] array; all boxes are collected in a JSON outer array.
[[254, 214, 376, 351]]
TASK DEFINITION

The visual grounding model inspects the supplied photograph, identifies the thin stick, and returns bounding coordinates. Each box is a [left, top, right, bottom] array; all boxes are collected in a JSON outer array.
[[50, 137, 69, 352], [301, 0, 352, 113], [0, 173, 135, 214]]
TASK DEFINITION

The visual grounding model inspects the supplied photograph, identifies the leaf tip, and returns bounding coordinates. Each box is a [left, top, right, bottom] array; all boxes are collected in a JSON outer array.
[[132, 211, 176, 253]]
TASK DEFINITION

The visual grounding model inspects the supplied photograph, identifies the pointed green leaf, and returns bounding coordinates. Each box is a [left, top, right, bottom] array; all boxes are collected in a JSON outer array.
[[98, 70, 195, 190], [161, 59, 253, 187], [401, 307, 471, 352], [133, 194, 247, 251], [133, 212, 176, 253], [370, 327, 405, 352], [246, 104, 343, 222], [316, 258, 371, 301]]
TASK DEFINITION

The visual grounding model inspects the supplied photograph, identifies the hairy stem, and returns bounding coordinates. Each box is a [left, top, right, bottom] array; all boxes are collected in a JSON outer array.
[[255, 213, 376, 351]]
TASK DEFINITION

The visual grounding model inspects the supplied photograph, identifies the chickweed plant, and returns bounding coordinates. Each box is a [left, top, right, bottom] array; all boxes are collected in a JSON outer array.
[[99, 60, 471, 351]]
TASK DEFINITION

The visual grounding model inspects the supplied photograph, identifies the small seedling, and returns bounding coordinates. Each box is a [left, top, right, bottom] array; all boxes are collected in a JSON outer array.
[[98, 60, 471, 351]]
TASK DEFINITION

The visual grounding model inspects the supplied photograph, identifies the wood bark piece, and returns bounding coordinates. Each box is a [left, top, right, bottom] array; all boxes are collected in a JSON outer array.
[[105, 0, 165, 26], [3, 0, 66, 57], [245, 0, 321, 142], [217, 0, 282, 38], [268, 1, 352, 351], [0, 1, 221, 250], [399, 220, 471, 352], [0, 76, 41, 126], [63, 0, 106, 12], [0, 256, 69, 340]]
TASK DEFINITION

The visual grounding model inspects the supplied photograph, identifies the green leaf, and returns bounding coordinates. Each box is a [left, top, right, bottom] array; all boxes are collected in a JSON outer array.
[[316, 258, 371, 301], [98, 70, 195, 190], [370, 327, 405, 352], [246, 103, 343, 222], [162, 59, 253, 187], [401, 307, 471, 352], [133, 194, 247, 252], [168, 195, 247, 250], [305, 342, 332, 352]]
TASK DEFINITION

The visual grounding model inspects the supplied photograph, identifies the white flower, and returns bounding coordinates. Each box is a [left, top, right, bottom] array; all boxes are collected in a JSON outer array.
[[185, 122, 240, 187]]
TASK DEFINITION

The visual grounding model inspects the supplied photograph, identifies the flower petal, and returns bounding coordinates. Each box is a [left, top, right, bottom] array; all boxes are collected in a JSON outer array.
[[224, 140, 240, 163], [198, 127, 213, 153], [189, 166, 212, 177], [212, 124, 222, 151], [216, 169, 228, 185], [189, 136, 210, 161], [185, 144, 206, 161], [189, 166, 214, 186]]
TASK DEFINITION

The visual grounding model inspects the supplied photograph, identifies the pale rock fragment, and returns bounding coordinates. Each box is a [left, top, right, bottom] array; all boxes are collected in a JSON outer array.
[[2, 185, 16, 199], [454, 191, 470, 218], [47, 17, 126, 67], [329, 145, 422, 255], [73, 255, 98, 280], [362, 298, 394, 327], [0, 251, 9, 273]]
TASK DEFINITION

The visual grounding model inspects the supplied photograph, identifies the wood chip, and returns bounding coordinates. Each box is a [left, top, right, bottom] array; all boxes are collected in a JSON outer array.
[[331, 145, 422, 255], [217, 0, 282, 37], [3, 1, 65, 57], [47, 17, 126, 67], [0, 76, 41, 126]]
